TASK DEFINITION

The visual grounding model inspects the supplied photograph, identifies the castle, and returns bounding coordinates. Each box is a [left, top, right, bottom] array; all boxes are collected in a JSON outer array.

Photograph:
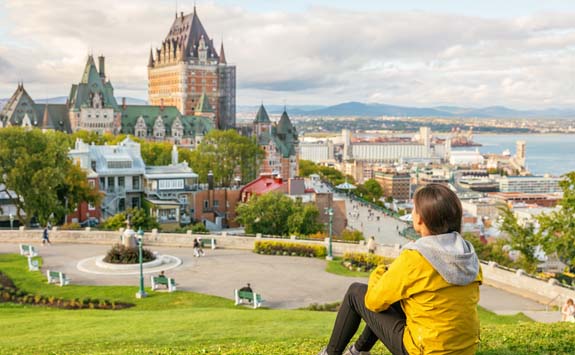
[[147, 7, 236, 130]]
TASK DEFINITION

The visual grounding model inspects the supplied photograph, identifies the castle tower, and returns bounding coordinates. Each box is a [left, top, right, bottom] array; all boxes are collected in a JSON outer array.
[[148, 7, 236, 129]]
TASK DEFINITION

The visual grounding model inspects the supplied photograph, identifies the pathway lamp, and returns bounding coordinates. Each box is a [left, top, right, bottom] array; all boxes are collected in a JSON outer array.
[[9, 213, 14, 230], [325, 207, 334, 260], [135, 227, 147, 299]]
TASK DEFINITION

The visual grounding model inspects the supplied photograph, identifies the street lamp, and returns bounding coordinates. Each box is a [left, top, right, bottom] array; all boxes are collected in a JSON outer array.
[[135, 227, 147, 299], [325, 207, 334, 260], [9, 213, 14, 230]]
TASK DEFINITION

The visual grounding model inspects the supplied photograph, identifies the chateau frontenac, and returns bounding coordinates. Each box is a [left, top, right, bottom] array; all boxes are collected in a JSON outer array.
[[148, 7, 236, 130]]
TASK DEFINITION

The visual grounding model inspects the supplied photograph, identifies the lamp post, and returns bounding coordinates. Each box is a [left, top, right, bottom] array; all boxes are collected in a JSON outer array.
[[9, 213, 14, 230], [325, 207, 334, 260], [135, 227, 147, 299]]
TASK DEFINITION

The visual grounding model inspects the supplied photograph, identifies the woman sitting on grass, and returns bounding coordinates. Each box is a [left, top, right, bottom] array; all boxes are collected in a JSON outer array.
[[317, 184, 482, 355]]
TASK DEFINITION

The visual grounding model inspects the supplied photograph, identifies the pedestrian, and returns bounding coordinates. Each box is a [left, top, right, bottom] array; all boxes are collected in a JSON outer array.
[[315, 184, 481, 355], [562, 299, 575, 322], [239, 283, 253, 293], [42, 226, 51, 245], [367, 236, 376, 254]]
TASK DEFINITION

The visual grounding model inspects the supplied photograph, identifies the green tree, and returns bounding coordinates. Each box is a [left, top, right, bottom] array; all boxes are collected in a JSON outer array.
[[139, 141, 173, 166], [236, 192, 295, 236], [538, 172, 575, 270], [186, 130, 264, 186], [287, 202, 324, 236], [298, 160, 319, 177], [0, 128, 99, 226], [498, 206, 538, 272], [363, 179, 383, 201], [101, 208, 160, 231]]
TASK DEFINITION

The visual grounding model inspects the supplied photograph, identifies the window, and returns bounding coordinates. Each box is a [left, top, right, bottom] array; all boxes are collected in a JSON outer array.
[[100, 177, 105, 189], [118, 176, 125, 188], [132, 197, 140, 209], [88, 180, 96, 189], [203, 200, 209, 209], [132, 176, 140, 190], [91, 160, 97, 171], [88, 202, 96, 211], [213, 200, 219, 208], [107, 161, 132, 169], [107, 177, 115, 191]]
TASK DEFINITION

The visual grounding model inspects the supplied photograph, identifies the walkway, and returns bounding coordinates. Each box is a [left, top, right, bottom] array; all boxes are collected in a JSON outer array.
[[0, 242, 560, 321]]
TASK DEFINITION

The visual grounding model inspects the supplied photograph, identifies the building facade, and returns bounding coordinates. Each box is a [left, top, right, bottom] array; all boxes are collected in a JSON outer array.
[[374, 172, 411, 201], [148, 8, 236, 129], [0, 57, 214, 146], [499, 176, 562, 193], [252, 105, 299, 179]]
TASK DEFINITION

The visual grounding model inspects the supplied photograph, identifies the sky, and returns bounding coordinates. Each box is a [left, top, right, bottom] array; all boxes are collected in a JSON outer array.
[[0, 0, 575, 109]]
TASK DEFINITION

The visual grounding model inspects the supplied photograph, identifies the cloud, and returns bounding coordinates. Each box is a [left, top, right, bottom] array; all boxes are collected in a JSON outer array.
[[1, 1, 574, 108]]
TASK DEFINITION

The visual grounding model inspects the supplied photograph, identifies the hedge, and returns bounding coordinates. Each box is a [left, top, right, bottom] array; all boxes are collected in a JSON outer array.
[[254, 240, 327, 258]]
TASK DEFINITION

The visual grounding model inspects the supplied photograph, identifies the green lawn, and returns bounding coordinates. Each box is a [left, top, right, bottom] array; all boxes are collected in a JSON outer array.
[[1, 254, 574, 355]]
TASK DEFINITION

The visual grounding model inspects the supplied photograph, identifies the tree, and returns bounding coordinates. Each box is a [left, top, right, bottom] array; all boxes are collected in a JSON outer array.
[[363, 179, 383, 201], [185, 130, 264, 186], [236, 192, 294, 236], [287, 202, 324, 236], [298, 160, 319, 177], [498, 206, 539, 272], [0, 128, 99, 226], [538, 172, 575, 270], [139, 140, 173, 166], [100, 208, 160, 231]]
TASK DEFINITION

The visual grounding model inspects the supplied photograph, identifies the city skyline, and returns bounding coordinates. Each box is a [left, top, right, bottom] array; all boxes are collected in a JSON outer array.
[[1, 0, 575, 109]]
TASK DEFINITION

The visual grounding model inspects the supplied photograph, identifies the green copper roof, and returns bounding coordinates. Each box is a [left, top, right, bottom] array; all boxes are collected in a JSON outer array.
[[69, 55, 118, 111], [119, 105, 214, 137], [195, 92, 213, 113], [254, 104, 270, 124]]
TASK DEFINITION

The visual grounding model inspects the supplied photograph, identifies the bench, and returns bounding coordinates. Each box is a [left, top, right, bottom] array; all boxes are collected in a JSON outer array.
[[27, 256, 39, 271], [151, 276, 176, 292], [200, 238, 217, 250], [234, 289, 263, 309], [19, 244, 38, 257], [46, 270, 70, 287]]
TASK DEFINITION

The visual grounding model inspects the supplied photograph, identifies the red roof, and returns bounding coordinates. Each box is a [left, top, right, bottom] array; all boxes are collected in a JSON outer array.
[[240, 175, 286, 201]]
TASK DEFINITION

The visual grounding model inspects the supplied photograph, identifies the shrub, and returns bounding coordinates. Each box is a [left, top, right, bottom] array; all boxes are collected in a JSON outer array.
[[190, 222, 208, 234], [103, 243, 156, 264], [339, 229, 364, 242], [343, 252, 394, 273], [302, 302, 341, 312], [254, 240, 326, 258]]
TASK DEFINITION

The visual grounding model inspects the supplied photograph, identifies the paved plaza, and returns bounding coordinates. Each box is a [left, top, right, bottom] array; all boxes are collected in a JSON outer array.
[[0, 242, 561, 322]]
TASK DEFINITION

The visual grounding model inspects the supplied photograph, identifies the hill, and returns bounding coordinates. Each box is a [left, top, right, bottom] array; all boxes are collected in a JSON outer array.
[[0, 254, 573, 355]]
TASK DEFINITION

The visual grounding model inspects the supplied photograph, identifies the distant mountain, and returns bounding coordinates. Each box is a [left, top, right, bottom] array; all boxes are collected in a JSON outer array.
[[293, 102, 575, 119], [304, 102, 454, 117], [238, 104, 326, 115]]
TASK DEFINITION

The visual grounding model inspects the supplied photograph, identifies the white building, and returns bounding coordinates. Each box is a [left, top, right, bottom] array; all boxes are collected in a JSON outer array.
[[499, 176, 562, 193], [449, 149, 485, 166], [69, 137, 145, 217], [299, 140, 334, 163]]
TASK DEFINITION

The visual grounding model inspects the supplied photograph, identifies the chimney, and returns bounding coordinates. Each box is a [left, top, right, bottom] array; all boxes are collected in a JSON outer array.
[[98, 55, 105, 78], [160, 98, 165, 111], [207, 171, 214, 190], [122, 97, 127, 110]]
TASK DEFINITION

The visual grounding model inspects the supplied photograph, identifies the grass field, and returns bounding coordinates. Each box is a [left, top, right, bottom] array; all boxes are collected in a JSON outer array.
[[1, 253, 574, 355]]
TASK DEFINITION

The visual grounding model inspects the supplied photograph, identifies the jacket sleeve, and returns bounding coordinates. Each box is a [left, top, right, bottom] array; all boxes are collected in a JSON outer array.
[[365, 251, 415, 312]]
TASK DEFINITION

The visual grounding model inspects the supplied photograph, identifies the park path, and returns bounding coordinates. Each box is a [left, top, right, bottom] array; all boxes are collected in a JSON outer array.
[[0, 242, 560, 321]]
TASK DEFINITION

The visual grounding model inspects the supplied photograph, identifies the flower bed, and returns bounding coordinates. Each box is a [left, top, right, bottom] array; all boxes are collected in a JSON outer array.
[[342, 252, 395, 273], [254, 240, 326, 258]]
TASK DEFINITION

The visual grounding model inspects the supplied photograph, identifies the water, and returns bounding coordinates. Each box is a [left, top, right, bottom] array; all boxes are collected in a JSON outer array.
[[470, 134, 575, 176]]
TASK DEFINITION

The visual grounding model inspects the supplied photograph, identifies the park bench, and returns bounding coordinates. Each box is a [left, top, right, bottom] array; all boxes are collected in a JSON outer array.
[[19, 244, 38, 257], [234, 289, 264, 309], [151, 276, 177, 292], [200, 238, 217, 250], [27, 256, 39, 271], [46, 270, 70, 287]]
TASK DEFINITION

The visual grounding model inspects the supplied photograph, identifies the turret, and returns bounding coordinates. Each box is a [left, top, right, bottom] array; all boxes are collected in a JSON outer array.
[[218, 41, 227, 65], [98, 55, 105, 78], [148, 48, 155, 68]]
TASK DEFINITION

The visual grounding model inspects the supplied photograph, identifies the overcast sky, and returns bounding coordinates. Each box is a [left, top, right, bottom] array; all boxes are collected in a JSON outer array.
[[1, 0, 574, 108]]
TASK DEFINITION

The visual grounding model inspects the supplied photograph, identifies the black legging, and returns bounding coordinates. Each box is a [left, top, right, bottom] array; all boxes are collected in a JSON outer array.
[[325, 283, 409, 355]]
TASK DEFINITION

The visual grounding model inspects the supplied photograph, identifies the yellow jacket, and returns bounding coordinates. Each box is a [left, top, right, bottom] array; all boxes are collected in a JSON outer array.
[[365, 249, 482, 355]]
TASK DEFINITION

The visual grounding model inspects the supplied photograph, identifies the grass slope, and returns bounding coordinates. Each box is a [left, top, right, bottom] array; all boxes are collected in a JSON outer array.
[[1, 254, 573, 355]]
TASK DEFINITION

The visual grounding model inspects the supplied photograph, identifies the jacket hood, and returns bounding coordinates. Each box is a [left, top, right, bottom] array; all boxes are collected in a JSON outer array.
[[403, 232, 479, 285]]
